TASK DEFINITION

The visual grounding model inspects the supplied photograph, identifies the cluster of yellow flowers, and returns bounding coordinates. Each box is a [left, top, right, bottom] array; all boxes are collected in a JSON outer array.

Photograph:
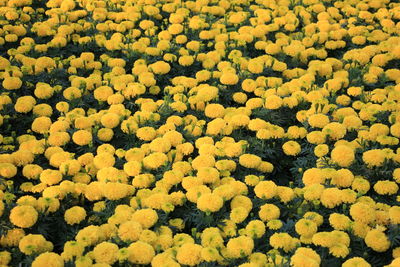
[[1, 0, 400, 266]]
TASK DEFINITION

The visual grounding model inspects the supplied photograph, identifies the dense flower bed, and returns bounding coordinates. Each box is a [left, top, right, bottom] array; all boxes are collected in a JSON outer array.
[[1, 0, 400, 266]]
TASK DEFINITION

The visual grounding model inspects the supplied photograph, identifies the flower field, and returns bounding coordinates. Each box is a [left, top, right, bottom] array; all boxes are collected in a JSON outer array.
[[1, 0, 400, 266]]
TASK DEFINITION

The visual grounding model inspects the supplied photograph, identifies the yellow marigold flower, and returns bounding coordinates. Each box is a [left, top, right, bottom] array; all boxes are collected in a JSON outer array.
[[374, 180, 399, 195], [246, 98, 264, 110], [197, 193, 224, 213], [342, 257, 371, 267], [331, 168, 354, 188], [322, 122, 347, 140], [282, 141, 301, 156], [36, 196, 60, 214], [84, 181, 104, 201], [72, 130, 92, 146], [388, 258, 400, 267], [362, 149, 386, 168], [136, 127, 157, 141], [39, 169, 62, 185], [93, 152, 115, 169], [389, 206, 400, 224], [308, 113, 330, 128], [47, 131, 70, 147], [314, 144, 328, 157], [94, 86, 113, 102], [132, 173, 155, 189], [302, 168, 325, 186], [290, 247, 321, 267], [390, 123, 400, 138], [173, 233, 194, 248], [33, 103, 53, 117], [303, 211, 324, 226], [329, 243, 350, 258], [342, 115, 363, 130], [330, 145, 355, 167], [123, 148, 144, 163], [244, 175, 260, 186], [75, 255, 93, 267], [118, 220, 142, 242], [247, 59, 264, 74], [230, 207, 249, 224], [264, 95, 283, 110], [32, 252, 63, 267], [312, 231, 337, 247], [48, 150, 70, 167], [96, 127, 113, 141], [14, 95, 36, 113], [64, 206, 86, 225], [59, 159, 81, 176], [259, 203, 280, 221], [34, 83, 54, 99], [31, 116, 52, 134], [19, 234, 53, 255], [178, 55, 194, 66], [92, 242, 119, 265], [306, 131, 326, 144], [195, 85, 218, 102], [201, 246, 223, 263], [226, 235, 254, 258], [241, 79, 256, 93], [176, 243, 203, 266], [0, 228, 24, 247], [103, 182, 132, 200], [254, 180, 277, 199], [142, 152, 168, 169], [329, 213, 352, 231], [270, 233, 298, 253], [161, 130, 182, 147], [369, 123, 389, 139], [230, 195, 252, 212], [75, 225, 103, 247], [0, 250, 11, 265], [100, 113, 120, 128], [346, 86, 362, 96], [185, 184, 210, 202], [127, 241, 155, 264], [244, 220, 266, 239], [131, 208, 158, 229], [61, 241, 85, 261], [10, 205, 38, 228], [365, 229, 391, 252], [149, 137, 171, 153], [63, 86, 82, 100], [11, 149, 34, 167], [220, 72, 239, 85], [351, 177, 370, 194], [295, 218, 318, 237], [0, 162, 17, 178], [197, 167, 219, 184], [277, 186, 295, 203], [191, 154, 216, 170], [350, 202, 376, 224], [232, 92, 247, 104], [149, 61, 171, 75], [2, 77, 22, 90], [320, 188, 343, 208], [257, 161, 274, 173], [239, 154, 262, 169], [123, 160, 141, 177], [248, 118, 268, 132]]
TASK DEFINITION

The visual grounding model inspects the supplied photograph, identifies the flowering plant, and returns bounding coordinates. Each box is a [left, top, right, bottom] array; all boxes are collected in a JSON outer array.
[[0, 0, 400, 266]]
